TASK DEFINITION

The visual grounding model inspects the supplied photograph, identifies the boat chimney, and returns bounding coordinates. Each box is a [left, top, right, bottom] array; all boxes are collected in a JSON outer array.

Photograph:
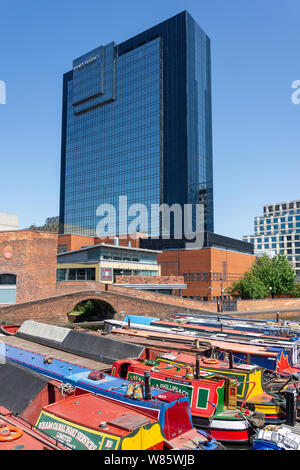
[[127, 317, 131, 329], [285, 387, 297, 427], [228, 351, 233, 369], [195, 354, 201, 379], [276, 312, 280, 323], [144, 371, 151, 400]]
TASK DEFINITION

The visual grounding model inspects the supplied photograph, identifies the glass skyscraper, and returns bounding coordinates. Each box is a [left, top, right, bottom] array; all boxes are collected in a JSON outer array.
[[59, 11, 214, 239]]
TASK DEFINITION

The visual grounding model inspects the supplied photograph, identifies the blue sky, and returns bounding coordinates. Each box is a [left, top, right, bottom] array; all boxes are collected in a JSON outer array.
[[0, 0, 299, 239]]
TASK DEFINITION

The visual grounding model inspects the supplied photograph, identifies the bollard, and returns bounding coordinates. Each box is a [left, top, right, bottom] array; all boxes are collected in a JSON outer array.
[[228, 351, 233, 369], [276, 312, 280, 323]]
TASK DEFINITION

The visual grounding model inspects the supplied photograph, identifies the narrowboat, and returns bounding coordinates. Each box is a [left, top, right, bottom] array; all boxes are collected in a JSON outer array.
[[139, 350, 288, 424], [0, 324, 21, 336], [0, 361, 187, 451], [35, 393, 171, 450], [110, 357, 256, 444], [0, 342, 222, 450], [150, 317, 300, 345], [160, 314, 300, 339], [106, 321, 300, 374]]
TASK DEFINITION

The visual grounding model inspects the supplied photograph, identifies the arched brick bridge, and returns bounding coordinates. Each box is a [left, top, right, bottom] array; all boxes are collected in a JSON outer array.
[[0, 281, 213, 326]]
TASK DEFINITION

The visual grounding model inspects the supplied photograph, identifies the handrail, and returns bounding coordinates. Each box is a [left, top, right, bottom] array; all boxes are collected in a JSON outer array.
[[240, 381, 256, 413], [0, 413, 70, 450]]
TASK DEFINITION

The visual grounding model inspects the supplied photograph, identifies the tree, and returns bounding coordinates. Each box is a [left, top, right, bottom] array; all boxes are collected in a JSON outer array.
[[226, 272, 269, 299], [252, 253, 296, 296], [226, 253, 297, 300]]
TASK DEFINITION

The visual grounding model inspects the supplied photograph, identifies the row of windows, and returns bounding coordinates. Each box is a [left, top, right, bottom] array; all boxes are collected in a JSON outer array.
[[182, 295, 231, 301], [56, 267, 158, 282], [256, 214, 300, 224], [87, 250, 157, 264], [182, 272, 227, 282], [57, 268, 95, 282], [264, 202, 300, 213]]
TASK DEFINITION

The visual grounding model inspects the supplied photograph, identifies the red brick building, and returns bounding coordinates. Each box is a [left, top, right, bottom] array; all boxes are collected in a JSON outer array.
[[58, 233, 146, 253], [158, 248, 256, 301], [0, 231, 58, 304]]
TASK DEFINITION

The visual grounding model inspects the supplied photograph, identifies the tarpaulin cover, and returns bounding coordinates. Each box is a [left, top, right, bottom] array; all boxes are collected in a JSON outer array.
[[16, 321, 144, 364], [0, 361, 49, 415]]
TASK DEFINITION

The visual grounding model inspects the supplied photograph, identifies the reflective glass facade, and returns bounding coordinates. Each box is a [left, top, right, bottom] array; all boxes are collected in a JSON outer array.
[[60, 11, 214, 237]]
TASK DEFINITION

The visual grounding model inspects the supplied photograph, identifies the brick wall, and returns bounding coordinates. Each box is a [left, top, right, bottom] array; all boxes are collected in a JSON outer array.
[[237, 297, 300, 312], [0, 287, 215, 325], [158, 248, 255, 299], [0, 230, 57, 303], [115, 275, 184, 285], [56, 280, 216, 311], [57, 233, 144, 252]]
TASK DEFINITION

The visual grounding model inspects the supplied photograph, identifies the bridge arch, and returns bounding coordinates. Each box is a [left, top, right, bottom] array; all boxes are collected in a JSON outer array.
[[67, 297, 116, 323]]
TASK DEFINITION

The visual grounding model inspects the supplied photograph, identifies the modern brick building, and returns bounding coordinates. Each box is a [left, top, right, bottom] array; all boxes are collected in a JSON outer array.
[[58, 233, 145, 253], [57, 242, 186, 295], [57, 233, 254, 301], [158, 247, 256, 301], [0, 231, 58, 304]]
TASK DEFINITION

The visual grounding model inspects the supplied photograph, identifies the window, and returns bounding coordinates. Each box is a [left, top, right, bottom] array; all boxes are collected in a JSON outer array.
[[57, 269, 67, 281], [0, 274, 16, 285], [68, 269, 76, 280]]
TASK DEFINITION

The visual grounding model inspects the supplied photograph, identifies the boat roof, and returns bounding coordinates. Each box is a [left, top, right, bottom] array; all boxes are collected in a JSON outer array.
[[156, 351, 260, 372], [153, 320, 294, 342], [109, 327, 283, 357], [41, 393, 157, 438], [123, 359, 214, 381], [64, 369, 183, 403]]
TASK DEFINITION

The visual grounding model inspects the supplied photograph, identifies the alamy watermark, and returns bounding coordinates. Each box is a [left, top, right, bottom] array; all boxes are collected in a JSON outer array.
[[291, 80, 300, 104], [95, 196, 205, 249], [0, 80, 6, 104]]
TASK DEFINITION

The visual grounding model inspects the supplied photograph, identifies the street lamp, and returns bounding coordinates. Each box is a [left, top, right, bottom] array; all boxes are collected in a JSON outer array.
[[269, 286, 274, 299], [220, 276, 224, 312]]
